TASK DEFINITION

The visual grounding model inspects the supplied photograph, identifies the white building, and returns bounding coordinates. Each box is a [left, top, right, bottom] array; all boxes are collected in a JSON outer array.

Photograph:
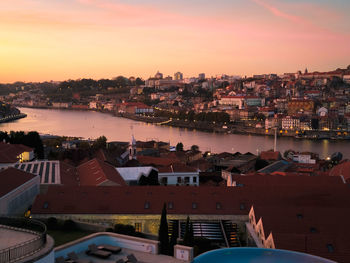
[[292, 154, 316, 164], [116, 167, 158, 185], [317, 107, 328, 117], [158, 164, 199, 186], [343, 75, 350, 84], [0, 168, 40, 215], [282, 116, 300, 130]]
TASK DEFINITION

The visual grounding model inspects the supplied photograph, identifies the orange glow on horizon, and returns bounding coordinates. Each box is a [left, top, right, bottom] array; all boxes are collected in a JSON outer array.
[[0, 0, 349, 83]]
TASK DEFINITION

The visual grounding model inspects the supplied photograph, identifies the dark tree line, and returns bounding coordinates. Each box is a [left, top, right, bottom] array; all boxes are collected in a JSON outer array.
[[156, 110, 230, 123]]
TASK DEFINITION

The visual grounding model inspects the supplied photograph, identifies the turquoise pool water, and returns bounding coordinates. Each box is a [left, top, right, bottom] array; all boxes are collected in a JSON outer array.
[[192, 248, 335, 263]]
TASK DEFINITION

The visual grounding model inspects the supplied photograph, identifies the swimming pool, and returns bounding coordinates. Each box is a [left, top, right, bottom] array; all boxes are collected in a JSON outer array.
[[54, 233, 158, 259], [192, 247, 336, 263]]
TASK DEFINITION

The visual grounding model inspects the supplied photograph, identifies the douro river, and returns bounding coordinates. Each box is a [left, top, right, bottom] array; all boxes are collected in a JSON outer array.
[[1, 107, 349, 159]]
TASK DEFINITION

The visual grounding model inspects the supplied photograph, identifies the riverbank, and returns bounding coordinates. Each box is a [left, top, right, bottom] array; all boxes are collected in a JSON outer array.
[[117, 113, 350, 140], [15, 105, 350, 141], [0, 113, 27, 123]]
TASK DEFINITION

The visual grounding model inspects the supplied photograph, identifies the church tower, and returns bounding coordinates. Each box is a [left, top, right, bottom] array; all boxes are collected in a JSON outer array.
[[129, 135, 137, 160]]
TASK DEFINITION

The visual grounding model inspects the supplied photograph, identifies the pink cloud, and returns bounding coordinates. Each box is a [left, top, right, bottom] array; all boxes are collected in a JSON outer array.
[[251, 0, 306, 24]]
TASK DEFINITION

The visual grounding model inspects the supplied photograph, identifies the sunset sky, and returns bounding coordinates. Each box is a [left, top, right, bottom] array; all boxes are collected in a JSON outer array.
[[0, 0, 349, 83]]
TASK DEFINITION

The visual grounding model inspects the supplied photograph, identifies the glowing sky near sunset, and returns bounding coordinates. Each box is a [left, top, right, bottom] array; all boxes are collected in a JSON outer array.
[[0, 0, 349, 83]]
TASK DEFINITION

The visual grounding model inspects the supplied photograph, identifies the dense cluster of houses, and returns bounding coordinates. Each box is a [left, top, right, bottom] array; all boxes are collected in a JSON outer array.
[[1, 137, 350, 262]]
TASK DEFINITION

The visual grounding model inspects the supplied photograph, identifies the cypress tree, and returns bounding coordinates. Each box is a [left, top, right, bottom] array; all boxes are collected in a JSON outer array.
[[189, 222, 194, 246], [183, 216, 191, 246], [158, 203, 169, 255]]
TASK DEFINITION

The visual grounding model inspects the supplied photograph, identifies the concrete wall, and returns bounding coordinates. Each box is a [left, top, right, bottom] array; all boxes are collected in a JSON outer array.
[[33, 214, 248, 236], [174, 244, 193, 262], [0, 175, 40, 215]]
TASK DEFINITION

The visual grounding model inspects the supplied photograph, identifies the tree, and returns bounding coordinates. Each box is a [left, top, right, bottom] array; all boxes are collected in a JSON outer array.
[[176, 142, 184, 152], [169, 221, 179, 256], [191, 145, 199, 152], [158, 203, 169, 255], [93, 135, 107, 149], [183, 216, 194, 246]]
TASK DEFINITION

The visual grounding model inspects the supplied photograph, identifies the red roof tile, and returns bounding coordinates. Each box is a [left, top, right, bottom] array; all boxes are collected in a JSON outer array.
[[77, 158, 126, 186], [0, 142, 33, 163], [0, 167, 37, 197]]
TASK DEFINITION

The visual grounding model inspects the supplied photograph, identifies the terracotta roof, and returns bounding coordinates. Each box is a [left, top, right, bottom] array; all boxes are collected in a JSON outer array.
[[260, 151, 281, 161], [31, 175, 349, 216], [77, 158, 126, 186], [31, 185, 251, 215], [158, 163, 198, 173], [252, 205, 350, 262], [137, 155, 181, 167], [0, 167, 37, 197], [59, 162, 79, 186], [329, 160, 350, 181], [0, 142, 33, 163]]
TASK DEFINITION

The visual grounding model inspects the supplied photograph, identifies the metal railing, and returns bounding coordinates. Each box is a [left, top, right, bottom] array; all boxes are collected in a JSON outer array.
[[0, 217, 47, 263]]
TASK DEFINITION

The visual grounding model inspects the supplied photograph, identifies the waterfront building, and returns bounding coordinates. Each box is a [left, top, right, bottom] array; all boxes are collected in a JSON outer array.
[[281, 116, 300, 130], [198, 73, 205, 80]]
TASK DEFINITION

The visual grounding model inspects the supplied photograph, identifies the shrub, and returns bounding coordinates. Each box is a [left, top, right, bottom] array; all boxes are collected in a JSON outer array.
[[63, 219, 77, 231], [114, 224, 136, 236], [46, 217, 58, 230]]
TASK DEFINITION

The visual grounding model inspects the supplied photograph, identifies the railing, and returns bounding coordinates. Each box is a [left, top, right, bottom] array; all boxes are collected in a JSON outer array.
[[0, 217, 47, 263]]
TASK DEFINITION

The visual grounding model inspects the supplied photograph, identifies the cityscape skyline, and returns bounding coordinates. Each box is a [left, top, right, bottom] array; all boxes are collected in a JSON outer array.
[[1, 0, 350, 83]]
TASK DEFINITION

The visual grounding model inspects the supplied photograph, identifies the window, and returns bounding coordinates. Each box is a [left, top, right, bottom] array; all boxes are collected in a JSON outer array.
[[326, 244, 334, 253], [240, 203, 246, 210], [216, 202, 222, 210], [161, 177, 168, 185], [297, 213, 303, 219], [192, 202, 198, 209], [135, 223, 142, 232], [193, 177, 197, 183], [177, 177, 182, 183], [43, 202, 49, 209], [144, 201, 150, 209], [184, 177, 190, 184], [168, 202, 174, 210]]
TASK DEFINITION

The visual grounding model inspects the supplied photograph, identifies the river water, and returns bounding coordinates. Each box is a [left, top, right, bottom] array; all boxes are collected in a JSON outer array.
[[0, 107, 349, 159]]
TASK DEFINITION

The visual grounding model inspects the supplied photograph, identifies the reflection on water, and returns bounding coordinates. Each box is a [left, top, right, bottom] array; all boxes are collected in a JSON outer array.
[[0, 107, 349, 158]]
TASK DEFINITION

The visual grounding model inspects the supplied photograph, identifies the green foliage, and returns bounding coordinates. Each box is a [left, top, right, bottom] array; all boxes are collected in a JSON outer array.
[[93, 135, 107, 149], [138, 170, 159, 186], [7, 131, 44, 159], [191, 145, 199, 152], [169, 221, 179, 256], [46, 217, 59, 230], [176, 142, 184, 152], [63, 220, 77, 231], [114, 224, 136, 236], [155, 110, 230, 124], [183, 216, 194, 247], [158, 203, 169, 255]]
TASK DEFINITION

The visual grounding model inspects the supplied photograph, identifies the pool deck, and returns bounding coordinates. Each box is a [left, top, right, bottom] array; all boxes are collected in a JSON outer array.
[[0, 226, 38, 250], [74, 247, 184, 263]]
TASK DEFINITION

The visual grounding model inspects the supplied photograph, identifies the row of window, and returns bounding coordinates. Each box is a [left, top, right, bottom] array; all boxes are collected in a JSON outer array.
[[160, 176, 197, 184], [143, 201, 246, 210]]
